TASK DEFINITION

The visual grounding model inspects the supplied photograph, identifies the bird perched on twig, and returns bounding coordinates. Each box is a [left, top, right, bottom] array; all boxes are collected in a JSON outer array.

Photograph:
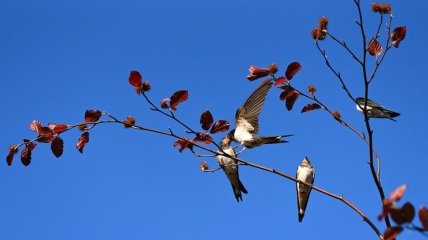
[[296, 156, 315, 222], [356, 97, 400, 121], [216, 136, 248, 202], [230, 80, 293, 149]]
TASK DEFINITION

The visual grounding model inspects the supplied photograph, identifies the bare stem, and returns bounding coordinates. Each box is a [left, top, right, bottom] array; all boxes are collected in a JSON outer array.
[[296, 89, 382, 169], [315, 41, 356, 104], [354, 0, 391, 228], [326, 32, 363, 65]]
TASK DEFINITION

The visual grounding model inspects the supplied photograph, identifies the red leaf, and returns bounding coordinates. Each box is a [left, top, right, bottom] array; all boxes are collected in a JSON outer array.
[[36, 127, 55, 143], [21, 140, 35, 167], [200, 110, 214, 131], [20, 148, 32, 166], [378, 199, 394, 221], [390, 202, 415, 225], [247, 65, 272, 81], [200, 161, 209, 171], [279, 85, 293, 101], [23, 140, 37, 151], [160, 98, 170, 109], [193, 132, 213, 144], [51, 136, 64, 158], [301, 103, 322, 113], [286, 90, 299, 111], [169, 90, 188, 111], [123, 116, 136, 128], [419, 206, 428, 230], [285, 62, 302, 80], [389, 184, 407, 202], [400, 202, 415, 223], [368, 37, 383, 57], [85, 110, 102, 122], [76, 132, 89, 153], [29, 120, 43, 134], [390, 26, 406, 48], [173, 138, 193, 153], [274, 77, 287, 87], [129, 70, 143, 87], [48, 123, 68, 134], [383, 226, 403, 240], [6, 145, 18, 166], [280, 86, 299, 111], [210, 120, 230, 134]]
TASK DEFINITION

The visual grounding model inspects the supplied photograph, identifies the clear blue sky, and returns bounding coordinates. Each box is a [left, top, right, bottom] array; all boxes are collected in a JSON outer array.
[[1, 0, 427, 239]]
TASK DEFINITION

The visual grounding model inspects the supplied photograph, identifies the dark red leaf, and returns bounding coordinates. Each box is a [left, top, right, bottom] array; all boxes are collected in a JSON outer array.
[[173, 138, 193, 153], [29, 120, 43, 134], [279, 85, 294, 101], [51, 136, 64, 158], [20, 148, 32, 167], [285, 62, 302, 80], [390, 26, 406, 48], [390, 202, 415, 224], [76, 132, 89, 153], [389, 184, 407, 202], [274, 77, 287, 87], [301, 103, 322, 113], [169, 90, 188, 111], [368, 37, 383, 57], [48, 123, 68, 134], [200, 110, 214, 131], [210, 120, 230, 134], [129, 70, 143, 87], [279, 91, 288, 101], [36, 127, 55, 143], [85, 110, 102, 122], [383, 226, 403, 240], [283, 87, 299, 111], [419, 206, 428, 230], [6, 145, 18, 166], [193, 132, 213, 144]]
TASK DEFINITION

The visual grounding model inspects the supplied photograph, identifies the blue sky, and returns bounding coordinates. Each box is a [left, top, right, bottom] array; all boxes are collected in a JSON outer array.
[[1, 0, 427, 239]]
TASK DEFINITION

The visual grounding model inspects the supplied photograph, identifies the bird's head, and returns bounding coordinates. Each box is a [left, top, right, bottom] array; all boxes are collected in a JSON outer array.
[[219, 136, 232, 147], [227, 129, 235, 140]]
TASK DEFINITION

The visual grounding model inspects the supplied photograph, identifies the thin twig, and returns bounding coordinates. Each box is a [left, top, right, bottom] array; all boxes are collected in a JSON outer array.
[[368, 14, 393, 84], [326, 32, 363, 65], [354, 0, 391, 228], [315, 41, 357, 104]]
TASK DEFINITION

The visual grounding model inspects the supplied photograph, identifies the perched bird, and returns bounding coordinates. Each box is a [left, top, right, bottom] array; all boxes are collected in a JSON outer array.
[[356, 97, 400, 121], [216, 136, 248, 202], [296, 156, 315, 222], [231, 80, 292, 149]]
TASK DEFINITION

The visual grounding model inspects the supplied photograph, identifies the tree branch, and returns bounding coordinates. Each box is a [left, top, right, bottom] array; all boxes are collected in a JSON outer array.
[[354, 0, 391, 228]]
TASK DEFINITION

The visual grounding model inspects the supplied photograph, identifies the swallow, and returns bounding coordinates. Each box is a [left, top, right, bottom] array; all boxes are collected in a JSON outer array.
[[216, 136, 248, 202], [231, 80, 292, 149], [356, 97, 400, 121], [296, 156, 315, 222]]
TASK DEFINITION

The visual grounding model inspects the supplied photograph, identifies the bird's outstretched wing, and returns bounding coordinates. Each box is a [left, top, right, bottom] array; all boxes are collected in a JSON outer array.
[[235, 81, 273, 135]]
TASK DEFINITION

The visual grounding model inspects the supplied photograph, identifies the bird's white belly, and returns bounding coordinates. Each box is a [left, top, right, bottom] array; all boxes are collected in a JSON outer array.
[[234, 122, 254, 143]]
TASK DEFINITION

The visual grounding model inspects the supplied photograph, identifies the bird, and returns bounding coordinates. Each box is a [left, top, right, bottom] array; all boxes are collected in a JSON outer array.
[[296, 156, 315, 222], [216, 136, 248, 202], [231, 80, 293, 149], [355, 97, 400, 121]]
